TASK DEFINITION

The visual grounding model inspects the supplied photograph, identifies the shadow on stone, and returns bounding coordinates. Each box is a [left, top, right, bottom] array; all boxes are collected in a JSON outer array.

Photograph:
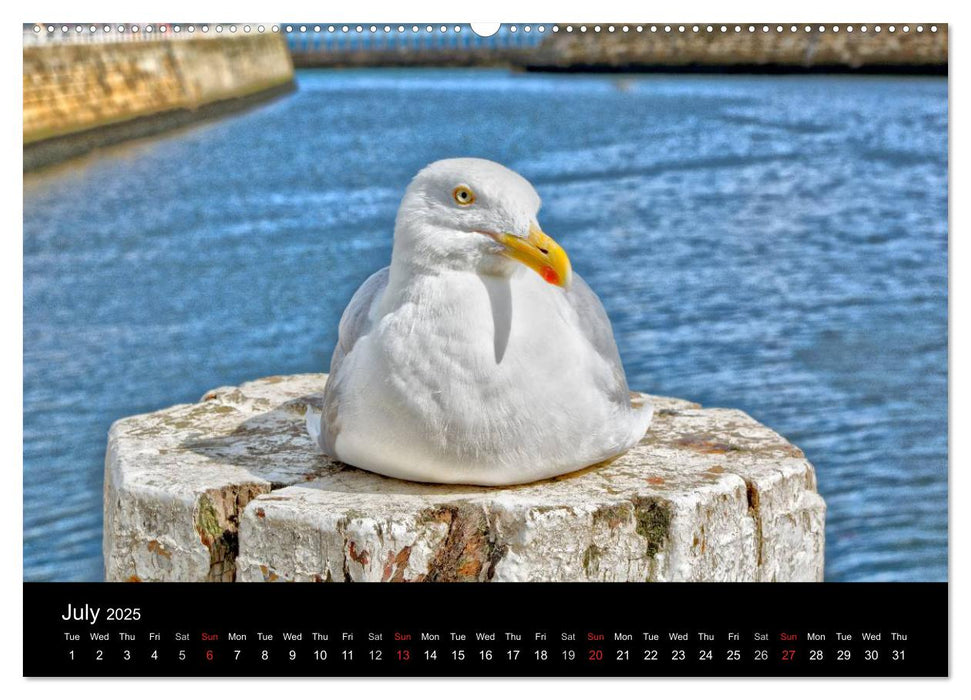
[[181, 393, 493, 496]]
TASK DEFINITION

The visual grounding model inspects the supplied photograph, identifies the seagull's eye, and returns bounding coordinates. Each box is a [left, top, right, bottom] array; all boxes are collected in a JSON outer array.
[[452, 185, 475, 206]]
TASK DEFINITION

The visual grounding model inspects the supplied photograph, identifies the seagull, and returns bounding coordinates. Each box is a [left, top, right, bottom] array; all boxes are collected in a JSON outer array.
[[307, 158, 652, 486]]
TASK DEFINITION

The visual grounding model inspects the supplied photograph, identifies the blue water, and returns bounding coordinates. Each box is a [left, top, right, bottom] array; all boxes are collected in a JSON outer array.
[[23, 69, 947, 582]]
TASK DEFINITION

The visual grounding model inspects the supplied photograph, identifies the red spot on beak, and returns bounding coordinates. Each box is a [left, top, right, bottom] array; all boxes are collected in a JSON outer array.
[[541, 267, 559, 285]]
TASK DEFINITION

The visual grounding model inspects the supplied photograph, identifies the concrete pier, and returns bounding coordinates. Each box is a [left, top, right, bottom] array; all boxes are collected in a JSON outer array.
[[103, 374, 825, 583], [23, 33, 294, 171], [524, 24, 948, 74]]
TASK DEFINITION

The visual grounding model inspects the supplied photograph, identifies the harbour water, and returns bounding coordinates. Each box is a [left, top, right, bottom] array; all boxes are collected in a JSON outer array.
[[23, 69, 947, 582]]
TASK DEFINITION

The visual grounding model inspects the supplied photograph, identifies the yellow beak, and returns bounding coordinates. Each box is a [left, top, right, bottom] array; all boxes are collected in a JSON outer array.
[[494, 224, 572, 288]]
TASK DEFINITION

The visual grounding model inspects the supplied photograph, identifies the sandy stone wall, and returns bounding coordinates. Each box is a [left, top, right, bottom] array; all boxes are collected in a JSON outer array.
[[23, 34, 293, 164]]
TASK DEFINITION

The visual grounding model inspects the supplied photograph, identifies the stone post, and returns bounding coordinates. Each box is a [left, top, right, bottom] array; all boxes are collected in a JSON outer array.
[[104, 374, 825, 582]]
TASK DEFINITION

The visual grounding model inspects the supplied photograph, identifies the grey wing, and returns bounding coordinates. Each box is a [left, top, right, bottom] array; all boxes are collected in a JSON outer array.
[[565, 273, 632, 407], [331, 267, 389, 372], [316, 267, 390, 456]]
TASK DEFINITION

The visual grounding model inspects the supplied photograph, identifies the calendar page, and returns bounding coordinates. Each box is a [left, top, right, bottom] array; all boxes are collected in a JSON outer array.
[[21, 18, 948, 678]]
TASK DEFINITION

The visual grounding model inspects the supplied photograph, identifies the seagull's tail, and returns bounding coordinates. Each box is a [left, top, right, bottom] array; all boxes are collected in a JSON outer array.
[[629, 391, 654, 444], [591, 393, 655, 467], [305, 405, 323, 452]]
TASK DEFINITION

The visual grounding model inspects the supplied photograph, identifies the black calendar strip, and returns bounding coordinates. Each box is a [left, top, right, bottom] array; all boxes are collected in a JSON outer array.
[[24, 582, 947, 677]]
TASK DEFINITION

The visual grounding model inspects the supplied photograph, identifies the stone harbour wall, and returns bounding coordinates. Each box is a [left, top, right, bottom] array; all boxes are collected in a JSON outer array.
[[525, 24, 948, 73], [103, 374, 825, 583], [23, 34, 294, 170]]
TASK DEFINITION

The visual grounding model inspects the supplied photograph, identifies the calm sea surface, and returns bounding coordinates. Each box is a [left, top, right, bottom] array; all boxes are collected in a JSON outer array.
[[23, 69, 947, 582]]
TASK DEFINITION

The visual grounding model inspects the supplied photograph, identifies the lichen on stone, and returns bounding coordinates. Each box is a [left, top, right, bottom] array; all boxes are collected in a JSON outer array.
[[195, 495, 222, 548], [582, 544, 602, 575], [592, 503, 630, 530], [632, 497, 672, 558]]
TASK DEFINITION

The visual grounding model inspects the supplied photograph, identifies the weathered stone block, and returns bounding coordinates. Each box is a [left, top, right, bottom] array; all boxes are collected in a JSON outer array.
[[104, 374, 825, 582]]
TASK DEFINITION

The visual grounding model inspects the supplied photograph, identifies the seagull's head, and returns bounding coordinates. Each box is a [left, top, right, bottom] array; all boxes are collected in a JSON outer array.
[[393, 158, 572, 288]]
